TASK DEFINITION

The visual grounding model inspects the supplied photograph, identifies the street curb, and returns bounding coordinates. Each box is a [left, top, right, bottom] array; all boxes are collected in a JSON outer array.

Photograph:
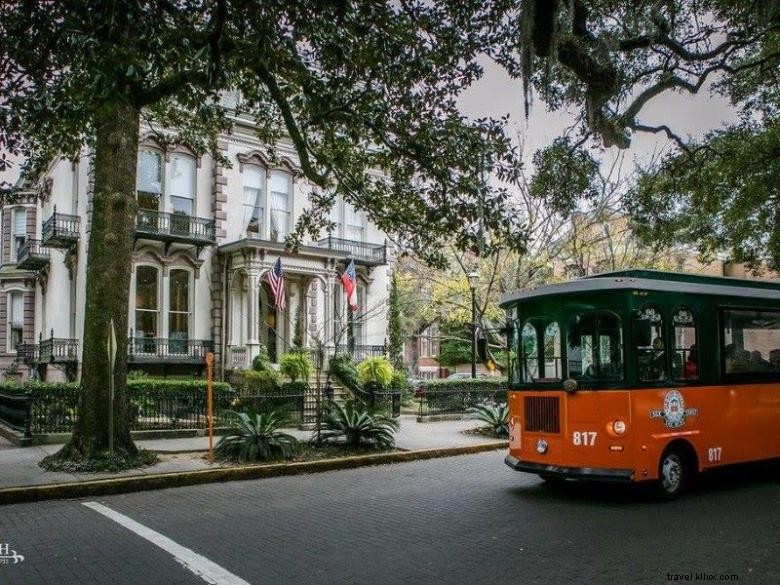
[[0, 441, 508, 505]]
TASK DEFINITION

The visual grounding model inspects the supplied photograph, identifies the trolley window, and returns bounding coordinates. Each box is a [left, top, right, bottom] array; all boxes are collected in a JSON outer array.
[[567, 311, 624, 382]]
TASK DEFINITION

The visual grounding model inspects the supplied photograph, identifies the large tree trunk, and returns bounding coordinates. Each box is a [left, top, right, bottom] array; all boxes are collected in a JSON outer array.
[[58, 100, 140, 459]]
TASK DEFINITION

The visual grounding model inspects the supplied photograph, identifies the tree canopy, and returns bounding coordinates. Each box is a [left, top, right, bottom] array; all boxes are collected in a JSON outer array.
[[508, 1, 780, 270], [1, 0, 528, 268]]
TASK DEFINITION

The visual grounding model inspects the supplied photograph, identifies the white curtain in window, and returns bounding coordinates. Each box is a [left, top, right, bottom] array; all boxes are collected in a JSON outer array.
[[10, 293, 23, 328], [169, 155, 195, 214], [345, 202, 364, 241], [330, 197, 344, 236], [137, 150, 162, 194], [12, 208, 25, 236], [269, 171, 291, 237], [243, 166, 265, 231]]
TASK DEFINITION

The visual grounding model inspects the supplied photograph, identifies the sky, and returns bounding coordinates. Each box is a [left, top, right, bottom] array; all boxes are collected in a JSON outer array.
[[457, 56, 738, 179], [1, 55, 737, 188]]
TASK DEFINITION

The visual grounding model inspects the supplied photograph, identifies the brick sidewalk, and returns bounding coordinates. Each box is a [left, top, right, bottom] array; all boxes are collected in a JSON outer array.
[[0, 415, 498, 490]]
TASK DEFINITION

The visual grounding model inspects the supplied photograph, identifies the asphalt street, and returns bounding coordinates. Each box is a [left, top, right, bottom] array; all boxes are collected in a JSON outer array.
[[1, 451, 778, 585]]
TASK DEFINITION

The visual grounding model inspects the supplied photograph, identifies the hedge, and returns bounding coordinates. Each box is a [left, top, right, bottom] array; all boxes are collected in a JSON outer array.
[[419, 378, 507, 391]]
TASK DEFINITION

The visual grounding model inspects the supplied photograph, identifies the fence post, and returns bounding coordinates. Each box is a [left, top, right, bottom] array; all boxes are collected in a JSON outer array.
[[23, 390, 33, 438], [206, 352, 214, 464]]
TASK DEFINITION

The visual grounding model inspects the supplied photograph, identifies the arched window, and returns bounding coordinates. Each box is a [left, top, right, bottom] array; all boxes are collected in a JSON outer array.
[[521, 321, 539, 382], [243, 165, 265, 235], [634, 305, 667, 382], [543, 322, 562, 380], [136, 149, 163, 210], [169, 154, 196, 216], [269, 170, 292, 239], [169, 269, 191, 353], [673, 307, 697, 380], [135, 266, 159, 338]]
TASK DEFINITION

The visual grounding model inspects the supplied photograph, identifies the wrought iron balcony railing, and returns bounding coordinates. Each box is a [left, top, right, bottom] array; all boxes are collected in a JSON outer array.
[[16, 239, 50, 270], [135, 209, 217, 247], [127, 336, 214, 364], [41, 208, 80, 248], [317, 236, 387, 266]]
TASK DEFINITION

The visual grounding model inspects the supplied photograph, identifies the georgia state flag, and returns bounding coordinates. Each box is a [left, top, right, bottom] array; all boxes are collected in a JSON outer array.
[[340, 259, 358, 311]]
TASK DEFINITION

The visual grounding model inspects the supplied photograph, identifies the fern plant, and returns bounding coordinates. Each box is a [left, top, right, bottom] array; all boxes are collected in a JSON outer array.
[[356, 356, 394, 388], [320, 400, 400, 449], [215, 410, 298, 463], [466, 402, 509, 438], [280, 350, 313, 382]]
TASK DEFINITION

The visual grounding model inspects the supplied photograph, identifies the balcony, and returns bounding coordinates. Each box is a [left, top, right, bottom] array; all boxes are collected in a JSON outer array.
[[19, 336, 79, 364], [317, 236, 387, 267], [16, 343, 40, 366], [127, 336, 214, 365], [16, 239, 50, 271], [39, 337, 79, 363], [41, 209, 80, 248], [135, 209, 217, 251]]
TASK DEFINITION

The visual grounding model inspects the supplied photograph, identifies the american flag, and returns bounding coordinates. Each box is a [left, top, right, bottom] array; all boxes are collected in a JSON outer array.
[[340, 259, 358, 311], [267, 257, 286, 311]]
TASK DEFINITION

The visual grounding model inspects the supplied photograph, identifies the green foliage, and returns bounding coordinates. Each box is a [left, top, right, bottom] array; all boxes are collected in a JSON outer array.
[[215, 410, 298, 463], [467, 402, 509, 438], [320, 401, 400, 449], [252, 346, 273, 372], [438, 337, 472, 367], [279, 350, 313, 382], [243, 369, 281, 394], [420, 378, 506, 392], [630, 120, 780, 271], [126, 379, 231, 393], [530, 137, 600, 214], [328, 352, 363, 394], [356, 357, 394, 389], [388, 273, 405, 370]]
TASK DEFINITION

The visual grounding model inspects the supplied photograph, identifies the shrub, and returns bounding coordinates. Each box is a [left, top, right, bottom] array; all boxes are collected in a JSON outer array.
[[356, 356, 393, 389], [438, 338, 472, 366], [320, 400, 399, 449], [329, 352, 362, 393], [215, 410, 298, 463], [243, 369, 281, 393], [467, 402, 509, 438], [251, 346, 272, 372], [279, 350, 313, 382]]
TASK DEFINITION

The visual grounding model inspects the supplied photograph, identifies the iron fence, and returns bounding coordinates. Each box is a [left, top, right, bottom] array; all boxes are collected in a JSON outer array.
[[317, 235, 386, 265], [417, 386, 507, 417], [128, 387, 237, 431], [233, 386, 308, 425], [334, 344, 387, 361]]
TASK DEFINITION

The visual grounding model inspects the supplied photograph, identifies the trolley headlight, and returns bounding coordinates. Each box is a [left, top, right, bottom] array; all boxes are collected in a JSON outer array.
[[536, 439, 548, 454], [611, 419, 627, 436]]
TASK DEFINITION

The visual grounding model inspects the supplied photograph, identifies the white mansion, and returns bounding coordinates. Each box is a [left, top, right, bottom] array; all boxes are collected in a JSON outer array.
[[0, 118, 392, 381]]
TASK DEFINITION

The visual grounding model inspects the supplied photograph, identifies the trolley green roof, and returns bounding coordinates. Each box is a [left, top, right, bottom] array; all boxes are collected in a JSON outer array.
[[500, 269, 780, 308]]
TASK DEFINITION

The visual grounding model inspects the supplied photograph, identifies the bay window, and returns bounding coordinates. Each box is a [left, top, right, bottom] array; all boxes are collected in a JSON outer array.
[[136, 149, 163, 210], [135, 266, 159, 339], [169, 154, 196, 216], [11, 208, 26, 261]]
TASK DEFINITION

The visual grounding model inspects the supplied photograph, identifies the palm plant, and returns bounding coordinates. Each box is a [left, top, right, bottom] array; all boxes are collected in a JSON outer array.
[[215, 410, 298, 463], [320, 400, 400, 449], [467, 402, 509, 438]]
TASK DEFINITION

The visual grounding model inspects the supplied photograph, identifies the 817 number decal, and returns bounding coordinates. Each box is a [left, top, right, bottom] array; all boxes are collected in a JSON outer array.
[[572, 431, 597, 446]]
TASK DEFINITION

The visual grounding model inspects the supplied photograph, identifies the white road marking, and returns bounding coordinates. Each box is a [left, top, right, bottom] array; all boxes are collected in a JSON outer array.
[[82, 501, 251, 585]]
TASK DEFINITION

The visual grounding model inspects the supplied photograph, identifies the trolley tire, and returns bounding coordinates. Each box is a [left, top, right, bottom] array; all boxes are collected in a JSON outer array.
[[656, 448, 690, 500]]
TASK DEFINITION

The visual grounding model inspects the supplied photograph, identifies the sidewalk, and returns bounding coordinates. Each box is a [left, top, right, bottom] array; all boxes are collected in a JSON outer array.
[[0, 415, 502, 491]]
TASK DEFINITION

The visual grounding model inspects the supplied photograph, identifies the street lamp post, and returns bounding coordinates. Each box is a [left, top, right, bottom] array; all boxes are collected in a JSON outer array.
[[467, 272, 479, 379]]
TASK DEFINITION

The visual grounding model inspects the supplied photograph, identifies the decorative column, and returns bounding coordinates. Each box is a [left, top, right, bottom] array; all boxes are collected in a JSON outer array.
[[246, 268, 261, 362]]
